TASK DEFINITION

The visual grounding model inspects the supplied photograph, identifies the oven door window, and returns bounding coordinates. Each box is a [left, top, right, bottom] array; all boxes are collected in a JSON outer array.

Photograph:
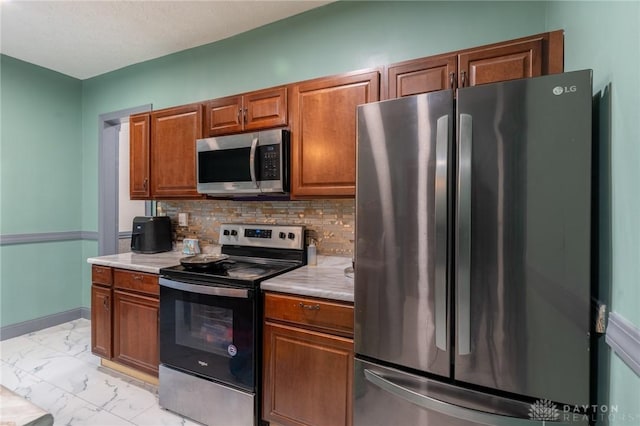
[[160, 284, 256, 392]]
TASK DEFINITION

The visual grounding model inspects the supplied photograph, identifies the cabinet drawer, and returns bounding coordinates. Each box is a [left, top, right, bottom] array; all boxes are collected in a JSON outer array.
[[264, 293, 353, 337], [92, 265, 113, 286], [114, 269, 159, 296]]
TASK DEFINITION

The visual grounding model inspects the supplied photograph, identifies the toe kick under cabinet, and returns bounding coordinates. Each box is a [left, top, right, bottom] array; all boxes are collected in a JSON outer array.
[[91, 265, 160, 378], [262, 292, 354, 426]]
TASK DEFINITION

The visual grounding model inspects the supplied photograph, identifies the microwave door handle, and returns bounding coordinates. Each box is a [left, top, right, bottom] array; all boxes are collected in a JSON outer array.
[[249, 137, 259, 189]]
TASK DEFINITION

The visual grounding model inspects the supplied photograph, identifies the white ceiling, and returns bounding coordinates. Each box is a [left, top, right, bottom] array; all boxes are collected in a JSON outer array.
[[0, 0, 331, 80]]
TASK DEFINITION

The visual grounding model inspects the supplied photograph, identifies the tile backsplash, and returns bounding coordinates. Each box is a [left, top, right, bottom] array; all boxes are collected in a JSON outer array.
[[159, 199, 354, 257]]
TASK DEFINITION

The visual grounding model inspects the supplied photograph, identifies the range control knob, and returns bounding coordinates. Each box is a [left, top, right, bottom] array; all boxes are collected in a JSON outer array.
[[279, 232, 286, 239], [230, 230, 238, 236], [288, 232, 295, 240], [223, 230, 230, 236]]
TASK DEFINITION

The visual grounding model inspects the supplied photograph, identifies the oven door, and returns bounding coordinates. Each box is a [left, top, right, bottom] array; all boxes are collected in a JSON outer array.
[[196, 128, 288, 195], [159, 277, 256, 392]]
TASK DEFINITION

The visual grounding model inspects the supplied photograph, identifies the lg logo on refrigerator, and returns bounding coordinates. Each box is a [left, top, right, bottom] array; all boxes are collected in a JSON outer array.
[[553, 85, 578, 95]]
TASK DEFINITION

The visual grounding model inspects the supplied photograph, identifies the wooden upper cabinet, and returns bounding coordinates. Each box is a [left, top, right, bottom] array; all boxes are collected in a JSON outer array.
[[289, 70, 380, 198], [244, 87, 287, 131], [386, 54, 457, 98], [385, 30, 564, 98], [204, 86, 287, 136], [150, 104, 203, 199], [204, 95, 243, 136], [129, 113, 151, 199], [458, 38, 543, 88]]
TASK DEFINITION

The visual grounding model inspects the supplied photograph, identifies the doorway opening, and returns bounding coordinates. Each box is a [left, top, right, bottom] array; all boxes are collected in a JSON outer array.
[[98, 104, 152, 255]]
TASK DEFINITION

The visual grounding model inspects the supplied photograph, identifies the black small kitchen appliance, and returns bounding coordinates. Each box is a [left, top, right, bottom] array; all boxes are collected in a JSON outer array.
[[130, 216, 172, 253]]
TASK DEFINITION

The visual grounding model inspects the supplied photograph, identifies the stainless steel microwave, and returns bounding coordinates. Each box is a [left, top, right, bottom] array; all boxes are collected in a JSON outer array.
[[196, 128, 289, 196]]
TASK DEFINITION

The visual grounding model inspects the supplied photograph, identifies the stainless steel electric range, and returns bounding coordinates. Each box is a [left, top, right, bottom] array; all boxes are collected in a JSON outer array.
[[158, 223, 306, 426]]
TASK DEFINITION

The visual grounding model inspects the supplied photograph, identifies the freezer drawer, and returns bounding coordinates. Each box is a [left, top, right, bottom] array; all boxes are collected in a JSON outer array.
[[354, 358, 588, 426]]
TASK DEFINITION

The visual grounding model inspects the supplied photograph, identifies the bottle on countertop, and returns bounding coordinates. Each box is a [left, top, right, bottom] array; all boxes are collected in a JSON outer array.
[[307, 239, 317, 266]]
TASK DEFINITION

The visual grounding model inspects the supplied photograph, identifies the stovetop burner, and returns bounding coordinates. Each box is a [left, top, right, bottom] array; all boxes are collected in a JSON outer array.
[[160, 223, 307, 287]]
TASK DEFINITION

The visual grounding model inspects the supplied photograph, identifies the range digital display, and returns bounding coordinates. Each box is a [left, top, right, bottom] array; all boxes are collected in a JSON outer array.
[[244, 229, 272, 239]]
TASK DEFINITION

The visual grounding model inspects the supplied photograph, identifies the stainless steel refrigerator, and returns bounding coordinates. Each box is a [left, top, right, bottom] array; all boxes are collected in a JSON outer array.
[[354, 70, 593, 425]]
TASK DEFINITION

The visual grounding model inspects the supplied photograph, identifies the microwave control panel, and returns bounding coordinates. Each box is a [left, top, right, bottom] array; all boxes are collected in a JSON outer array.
[[259, 145, 280, 181]]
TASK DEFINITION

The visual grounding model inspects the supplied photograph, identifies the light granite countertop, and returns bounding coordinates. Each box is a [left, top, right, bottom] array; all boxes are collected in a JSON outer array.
[[87, 252, 355, 303], [86, 251, 184, 274], [261, 255, 354, 302]]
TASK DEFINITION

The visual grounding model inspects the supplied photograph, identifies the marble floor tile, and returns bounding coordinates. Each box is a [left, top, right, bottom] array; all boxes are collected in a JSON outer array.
[[0, 319, 202, 426]]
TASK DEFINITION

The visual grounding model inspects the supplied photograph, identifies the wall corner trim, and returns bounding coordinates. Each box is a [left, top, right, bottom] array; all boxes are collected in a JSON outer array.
[[606, 311, 640, 377]]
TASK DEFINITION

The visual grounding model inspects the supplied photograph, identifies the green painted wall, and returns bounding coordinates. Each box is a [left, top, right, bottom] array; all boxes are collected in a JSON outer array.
[[546, 1, 640, 424], [0, 55, 83, 327]]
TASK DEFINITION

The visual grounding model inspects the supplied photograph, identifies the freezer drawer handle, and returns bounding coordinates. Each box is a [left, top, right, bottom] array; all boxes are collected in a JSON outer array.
[[364, 369, 560, 426], [434, 115, 449, 351], [457, 113, 472, 355]]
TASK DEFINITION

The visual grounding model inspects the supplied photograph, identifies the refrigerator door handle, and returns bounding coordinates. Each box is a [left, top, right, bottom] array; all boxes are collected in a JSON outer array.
[[364, 369, 555, 426], [435, 115, 449, 351], [457, 113, 472, 355]]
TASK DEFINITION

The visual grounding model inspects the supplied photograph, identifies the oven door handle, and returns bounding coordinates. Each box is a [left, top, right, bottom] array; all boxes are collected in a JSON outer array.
[[159, 277, 251, 299]]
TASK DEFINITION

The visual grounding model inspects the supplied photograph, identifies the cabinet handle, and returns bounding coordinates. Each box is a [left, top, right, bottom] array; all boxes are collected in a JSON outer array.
[[243, 107, 248, 124], [237, 108, 241, 123], [449, 72, 456, 89], [461, 71, 467, 88], [103, 296, 110, 312], [132, 274, 143, 281], [143, 178, 148, 191], [299, 302, 320, 311]]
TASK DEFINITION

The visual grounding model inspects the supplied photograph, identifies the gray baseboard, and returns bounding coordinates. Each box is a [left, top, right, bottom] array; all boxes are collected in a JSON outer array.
[[0, 307, 90, 341], [606, 312, 640, 377]]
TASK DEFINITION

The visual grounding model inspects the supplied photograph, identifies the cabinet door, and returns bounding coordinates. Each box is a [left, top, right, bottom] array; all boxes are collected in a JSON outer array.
[[458, 38, 543, 88], [129, 113, 151, 199], [91, 285, 112, 358], [244, 86, 287, 131], [263, 321, 353, 426], [113, 290, 159, 376], [386, 54, 457, 98], [204, 95, 243, 136], [290, 70, 380, 198], [150, 104, 203, 198]]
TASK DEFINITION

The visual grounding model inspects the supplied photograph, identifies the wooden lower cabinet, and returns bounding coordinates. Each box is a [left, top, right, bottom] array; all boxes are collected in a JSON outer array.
[[90, 265, 160, 378], [262, 293, 354, 426], [113, 290, 160, 377], [91, 284, 112, 359]]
